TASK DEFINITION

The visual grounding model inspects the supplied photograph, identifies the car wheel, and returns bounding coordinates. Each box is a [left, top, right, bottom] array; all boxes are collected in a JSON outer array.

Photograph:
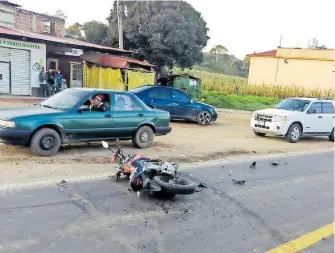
[[196, 111, 212, 125], [329, 128, 334, 142], [132, 126, 154, 149], [285, 123, 301, 143], [254, 131, 266, 137], [30, 128, 61, 156]]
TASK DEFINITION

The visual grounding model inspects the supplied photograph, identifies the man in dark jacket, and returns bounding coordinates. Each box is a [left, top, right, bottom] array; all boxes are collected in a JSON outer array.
[[90, 94, 107, 112], [46, 68, 55, 96]]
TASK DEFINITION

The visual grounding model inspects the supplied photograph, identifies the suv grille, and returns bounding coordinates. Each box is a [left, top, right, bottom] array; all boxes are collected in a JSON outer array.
[[255, 114, 273, 122]]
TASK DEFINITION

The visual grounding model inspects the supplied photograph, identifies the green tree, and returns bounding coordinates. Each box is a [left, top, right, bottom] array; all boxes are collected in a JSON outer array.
[[209, 45, 228, 63], [65, 22, 83, 39], [82, 21, 108, 45], [106, 1, 209, 69], [193, 53, 248, 77], [54, 10, 67, 20]]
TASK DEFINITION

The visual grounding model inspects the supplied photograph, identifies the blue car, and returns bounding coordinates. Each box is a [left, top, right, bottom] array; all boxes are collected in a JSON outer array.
[[130, 85, 218, 125]]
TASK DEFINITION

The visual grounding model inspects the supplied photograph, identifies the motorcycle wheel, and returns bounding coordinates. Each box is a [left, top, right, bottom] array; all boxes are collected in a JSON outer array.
[[153, 176, 196, 195]]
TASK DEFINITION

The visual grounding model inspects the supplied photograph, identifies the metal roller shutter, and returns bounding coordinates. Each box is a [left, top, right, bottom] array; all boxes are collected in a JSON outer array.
[[0, 62, 10, 94], [0, 47, 10, 94], [0, 46, 10, 61], [9, 49, 30, 95]]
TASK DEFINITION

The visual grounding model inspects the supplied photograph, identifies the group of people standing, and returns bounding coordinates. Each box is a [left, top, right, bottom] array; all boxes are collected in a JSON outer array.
[[39, 68, 65, 97]]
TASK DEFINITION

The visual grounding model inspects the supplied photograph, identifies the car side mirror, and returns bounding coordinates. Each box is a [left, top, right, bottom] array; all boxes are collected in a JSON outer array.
[[101, 141, 109, 149], [189, 99, 194, 104]]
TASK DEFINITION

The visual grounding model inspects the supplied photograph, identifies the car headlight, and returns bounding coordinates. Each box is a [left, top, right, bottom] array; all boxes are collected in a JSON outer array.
[[273, 116, 287, 122], [252, 112, 257, 120], [0, 120, 16, 128]]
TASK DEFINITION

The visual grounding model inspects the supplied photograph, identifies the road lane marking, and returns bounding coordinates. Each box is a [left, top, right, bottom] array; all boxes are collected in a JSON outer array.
[[266, 222, 334, 253]]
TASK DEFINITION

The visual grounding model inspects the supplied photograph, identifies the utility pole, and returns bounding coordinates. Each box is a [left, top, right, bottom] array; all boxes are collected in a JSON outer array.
[[117, 0, 123, 50]]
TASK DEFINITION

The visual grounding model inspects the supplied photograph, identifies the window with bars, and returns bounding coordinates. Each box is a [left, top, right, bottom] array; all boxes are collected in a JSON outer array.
[[43, 21, 51, 33]]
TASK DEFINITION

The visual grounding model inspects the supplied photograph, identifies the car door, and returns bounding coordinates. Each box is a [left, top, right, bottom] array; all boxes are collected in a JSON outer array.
[[321, 102, 335, 133], [66, 92, 114, 140], [171, 89, 197, 119], [305, 102, 328, 134], [111, 93, 147, 137], [146, 87, 173, 114]]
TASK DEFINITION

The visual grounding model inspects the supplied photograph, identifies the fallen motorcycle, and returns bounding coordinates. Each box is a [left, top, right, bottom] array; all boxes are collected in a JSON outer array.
[[101, 140, 196, 197]]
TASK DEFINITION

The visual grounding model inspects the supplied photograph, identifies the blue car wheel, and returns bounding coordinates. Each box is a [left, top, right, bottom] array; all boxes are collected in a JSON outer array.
[[196, 111, 212, 125]]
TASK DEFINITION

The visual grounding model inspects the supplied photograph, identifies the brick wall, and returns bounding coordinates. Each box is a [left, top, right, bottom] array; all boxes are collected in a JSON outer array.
[[15, 10, 32, 32], [14, 10, 65, 37]]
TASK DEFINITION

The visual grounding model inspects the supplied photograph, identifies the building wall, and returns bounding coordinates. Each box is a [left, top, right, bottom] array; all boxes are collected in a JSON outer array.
[[15, 10, 32, 32], [48, 55, 83, 87], [248, 57, 278, 85], [0, 37, 46, 93], [277, 48, 334, 61], [15, 10, 65, 37], [0, 4, 15, 27], [275, 58, 334, 90], [248, 49, 334, 90]]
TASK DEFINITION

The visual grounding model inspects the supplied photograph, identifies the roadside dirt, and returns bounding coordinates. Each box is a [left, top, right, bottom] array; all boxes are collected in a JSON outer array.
[[0, 98, 333, 186]]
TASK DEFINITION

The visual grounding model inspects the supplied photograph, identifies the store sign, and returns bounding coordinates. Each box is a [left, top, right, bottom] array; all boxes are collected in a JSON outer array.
[[0, 39, 40, 49]]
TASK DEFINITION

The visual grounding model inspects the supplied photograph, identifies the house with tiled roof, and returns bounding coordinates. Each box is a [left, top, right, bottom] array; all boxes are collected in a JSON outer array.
[[0, 1, 155, 96]]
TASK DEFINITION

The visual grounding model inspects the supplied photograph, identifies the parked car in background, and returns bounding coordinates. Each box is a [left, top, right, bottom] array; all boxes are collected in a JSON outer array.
[[130, 85, 218, 125], [0, 88, 172, 156], [250, 97, 335, 143]]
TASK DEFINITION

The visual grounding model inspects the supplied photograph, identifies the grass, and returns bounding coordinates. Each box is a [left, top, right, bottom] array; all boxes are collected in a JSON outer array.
[[200, 91, 280, 111]]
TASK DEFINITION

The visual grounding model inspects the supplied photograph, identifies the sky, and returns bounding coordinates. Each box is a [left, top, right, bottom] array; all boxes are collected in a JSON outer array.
[[12, 0, 335, 59]]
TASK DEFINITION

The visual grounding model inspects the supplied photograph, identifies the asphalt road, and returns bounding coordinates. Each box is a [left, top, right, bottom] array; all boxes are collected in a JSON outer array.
[[0, 151, 334, 253]]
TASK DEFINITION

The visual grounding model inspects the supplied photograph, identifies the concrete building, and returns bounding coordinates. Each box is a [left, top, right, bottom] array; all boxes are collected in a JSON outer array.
[[0, 0, 65, 36], [247, 47, 335, 90]]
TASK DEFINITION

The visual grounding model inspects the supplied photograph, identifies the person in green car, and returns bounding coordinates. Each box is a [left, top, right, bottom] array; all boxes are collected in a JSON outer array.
[[90, 94, 107, 112]]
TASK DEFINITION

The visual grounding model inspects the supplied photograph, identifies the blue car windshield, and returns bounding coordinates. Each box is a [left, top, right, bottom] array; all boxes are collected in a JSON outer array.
[[41, 89, 88, 110], [275, 98, 310, 112]]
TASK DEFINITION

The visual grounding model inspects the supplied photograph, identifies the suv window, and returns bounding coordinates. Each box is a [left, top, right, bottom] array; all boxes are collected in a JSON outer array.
[[322, 102, 335, 114], [307, 102, 322, 114], [148, 88, 171, 100], [172, 89, 190, 103], [115, 94, 143, 111]]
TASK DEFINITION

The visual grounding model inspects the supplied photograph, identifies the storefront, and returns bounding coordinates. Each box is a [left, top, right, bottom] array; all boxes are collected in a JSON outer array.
[[0, 38, 46, 96]]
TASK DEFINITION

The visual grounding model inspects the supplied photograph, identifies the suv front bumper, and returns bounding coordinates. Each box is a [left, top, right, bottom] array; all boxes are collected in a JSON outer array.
[[250, 118, 289, 136]]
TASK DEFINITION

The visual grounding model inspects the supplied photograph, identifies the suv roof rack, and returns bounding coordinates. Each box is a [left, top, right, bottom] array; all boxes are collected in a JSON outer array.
[[305, 97, 332, 100]]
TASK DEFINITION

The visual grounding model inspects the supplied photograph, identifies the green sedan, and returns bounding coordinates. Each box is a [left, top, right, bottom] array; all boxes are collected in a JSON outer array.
[[0, 88, 172, 156]]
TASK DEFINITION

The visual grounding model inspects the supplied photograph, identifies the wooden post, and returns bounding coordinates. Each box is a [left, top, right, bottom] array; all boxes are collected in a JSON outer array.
[[124, 69, 128, 91]]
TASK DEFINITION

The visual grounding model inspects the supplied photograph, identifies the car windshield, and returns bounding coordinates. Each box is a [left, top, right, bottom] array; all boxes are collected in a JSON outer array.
[[275, 98, 310, 112], [41, 89, 89, 110]]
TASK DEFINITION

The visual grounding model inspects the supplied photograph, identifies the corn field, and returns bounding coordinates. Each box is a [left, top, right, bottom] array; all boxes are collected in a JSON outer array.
[[175, 68, 334, 99]]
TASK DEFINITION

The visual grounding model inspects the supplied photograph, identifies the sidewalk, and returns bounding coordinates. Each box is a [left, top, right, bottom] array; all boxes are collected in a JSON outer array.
[[0, 95, 43, 100]]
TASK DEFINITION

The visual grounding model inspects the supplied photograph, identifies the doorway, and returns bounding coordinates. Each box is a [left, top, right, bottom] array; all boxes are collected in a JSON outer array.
[[70, 63, 83, 88], [0, 61, 10, 94]]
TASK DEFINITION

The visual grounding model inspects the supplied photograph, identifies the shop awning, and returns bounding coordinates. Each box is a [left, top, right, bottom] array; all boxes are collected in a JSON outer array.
[[0, 26, 130, 54]]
